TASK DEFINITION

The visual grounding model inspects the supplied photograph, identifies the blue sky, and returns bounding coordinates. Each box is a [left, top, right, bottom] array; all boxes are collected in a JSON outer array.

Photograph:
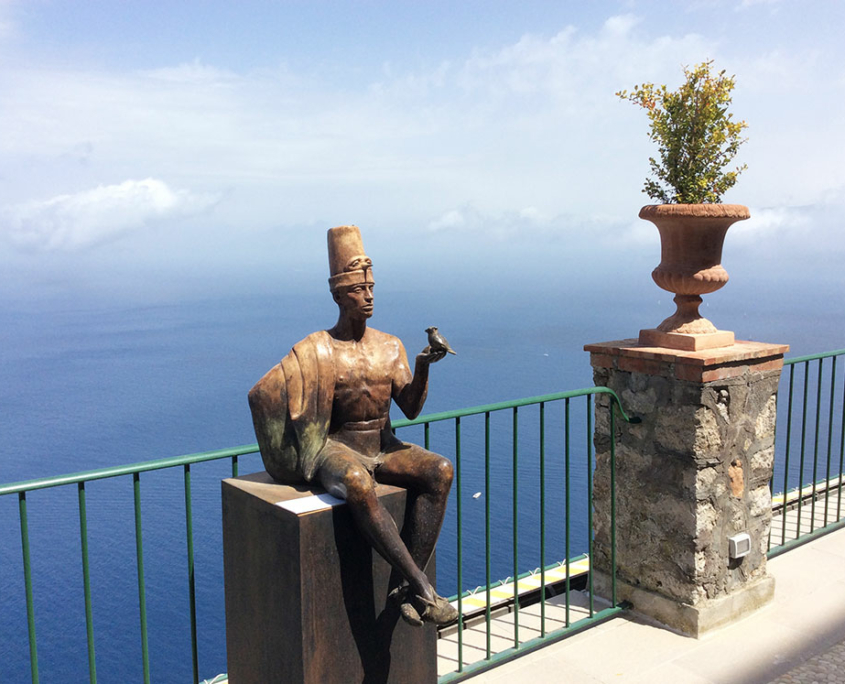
[[1, 0, 844, 302]]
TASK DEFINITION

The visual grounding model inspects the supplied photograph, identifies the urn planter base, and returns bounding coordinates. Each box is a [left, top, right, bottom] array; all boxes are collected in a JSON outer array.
[[639, 328, 735, 351]]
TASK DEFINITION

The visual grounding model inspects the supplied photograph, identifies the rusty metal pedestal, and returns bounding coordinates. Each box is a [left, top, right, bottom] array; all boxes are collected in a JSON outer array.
[[222, 471, 437, 684]]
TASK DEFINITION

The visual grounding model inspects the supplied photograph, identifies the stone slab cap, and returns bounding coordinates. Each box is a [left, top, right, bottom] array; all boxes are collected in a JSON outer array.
[[327, 224, 375, 292], [639, 328, 735, 352], [584, 339, 790, 383]]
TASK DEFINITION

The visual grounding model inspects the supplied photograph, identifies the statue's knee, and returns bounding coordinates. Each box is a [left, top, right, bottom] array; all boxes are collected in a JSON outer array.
[[344, 467, 376, 503], [433, 457, 454, 488]]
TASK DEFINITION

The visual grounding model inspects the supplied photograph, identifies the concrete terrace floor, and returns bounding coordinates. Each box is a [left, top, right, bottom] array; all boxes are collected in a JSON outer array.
[[206, 496, 845, 684], [452, 525, 845, 684]]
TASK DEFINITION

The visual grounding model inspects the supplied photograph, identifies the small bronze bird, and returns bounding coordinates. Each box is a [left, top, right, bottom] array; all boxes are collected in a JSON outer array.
[[426, 326, 457, 355]]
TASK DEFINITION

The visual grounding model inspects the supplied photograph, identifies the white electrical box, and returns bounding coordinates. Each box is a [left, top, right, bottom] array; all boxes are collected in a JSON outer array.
[[729, 532, 752, 559]]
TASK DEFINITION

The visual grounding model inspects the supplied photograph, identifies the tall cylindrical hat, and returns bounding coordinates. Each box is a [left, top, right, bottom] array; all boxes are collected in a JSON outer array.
[[327, 225, 375, 292]]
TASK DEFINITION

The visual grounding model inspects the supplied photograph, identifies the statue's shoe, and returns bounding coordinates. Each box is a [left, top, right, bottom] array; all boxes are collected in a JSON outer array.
[[389, 584, 424, 627], [387, 583, 408, 604], [390, 585, 459, 627], [413, 592, 459, 626], [399, 600, 423, 627]]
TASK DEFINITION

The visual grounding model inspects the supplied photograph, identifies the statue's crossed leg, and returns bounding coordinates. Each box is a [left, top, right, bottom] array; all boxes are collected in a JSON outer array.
[[316, 437, 458, 625]]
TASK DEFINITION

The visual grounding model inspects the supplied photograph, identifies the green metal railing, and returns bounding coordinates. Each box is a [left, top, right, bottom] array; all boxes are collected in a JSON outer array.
[[1, 445, 255, 684], [392, 386, 638, 682], [0, 386, 635, 684], [768, 349, 845, 557]]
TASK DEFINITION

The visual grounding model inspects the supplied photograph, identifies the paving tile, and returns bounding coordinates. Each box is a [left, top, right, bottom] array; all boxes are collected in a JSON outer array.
[[545, 614, 698, 681], [484, 650, 605, 684], [769, 638, 845, 684], [767, 550, 845, 632], [626, 661, 716, 684], [672, 613, 806, 683], [804, 528, 845, 557]]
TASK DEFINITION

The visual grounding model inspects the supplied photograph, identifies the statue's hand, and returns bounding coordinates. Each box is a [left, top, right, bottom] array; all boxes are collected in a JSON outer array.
[[417, 347, 447, 365]]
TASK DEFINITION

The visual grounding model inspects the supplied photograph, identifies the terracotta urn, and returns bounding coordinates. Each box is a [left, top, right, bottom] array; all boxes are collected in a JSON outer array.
[[639, 203, 749, 349]]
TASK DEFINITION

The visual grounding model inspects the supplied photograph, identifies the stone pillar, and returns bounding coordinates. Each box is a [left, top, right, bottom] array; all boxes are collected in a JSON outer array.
[[222, 471, 437, 684], [584, 339, 789, 637]]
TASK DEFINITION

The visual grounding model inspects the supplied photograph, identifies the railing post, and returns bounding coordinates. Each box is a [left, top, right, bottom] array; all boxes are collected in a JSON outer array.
[[824, 357, 837, 526], [511, 406, 519, 648], [839, 366, 845, 520], [781, 364, 795, 546], [184, 464, 199, 684], [564, 398, 571, 626], [19, 491, 39, 684], [586, 339, 788, 637], [539, 403, 546, 637], [586, 394, 594, 617], [78, 482, 97, 683], [484, 412, 492, 659], [133, 473, 151, 684], [455, 416, 463, 671]]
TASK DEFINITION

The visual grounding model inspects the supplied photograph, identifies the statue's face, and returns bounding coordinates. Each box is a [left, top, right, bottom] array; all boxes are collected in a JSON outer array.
[[336, 283, 374, 319]]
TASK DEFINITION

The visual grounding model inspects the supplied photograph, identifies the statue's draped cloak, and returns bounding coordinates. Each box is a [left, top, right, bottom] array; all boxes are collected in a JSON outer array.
[[248, 330, 335, 483]]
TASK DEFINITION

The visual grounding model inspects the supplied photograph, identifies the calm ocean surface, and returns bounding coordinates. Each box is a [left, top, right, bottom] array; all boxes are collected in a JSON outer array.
[[1, 268, 841, 682]]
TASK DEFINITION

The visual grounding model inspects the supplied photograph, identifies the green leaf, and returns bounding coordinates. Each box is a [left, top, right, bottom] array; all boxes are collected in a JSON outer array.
[[617, 60, 748, 203]]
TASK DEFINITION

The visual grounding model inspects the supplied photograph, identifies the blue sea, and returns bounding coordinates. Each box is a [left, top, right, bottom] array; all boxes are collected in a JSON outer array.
[[1, 249, 842, 682]]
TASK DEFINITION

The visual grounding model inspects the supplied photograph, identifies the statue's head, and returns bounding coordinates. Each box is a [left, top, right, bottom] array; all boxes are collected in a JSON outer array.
[[328, 225, 375, 318]]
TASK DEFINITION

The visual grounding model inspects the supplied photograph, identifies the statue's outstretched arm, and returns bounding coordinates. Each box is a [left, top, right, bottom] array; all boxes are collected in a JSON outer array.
[[393, 341, 445, 419]]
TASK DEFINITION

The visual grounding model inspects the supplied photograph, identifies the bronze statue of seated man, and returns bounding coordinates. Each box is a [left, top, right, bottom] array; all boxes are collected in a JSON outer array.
[[249, 225, 458, 626]]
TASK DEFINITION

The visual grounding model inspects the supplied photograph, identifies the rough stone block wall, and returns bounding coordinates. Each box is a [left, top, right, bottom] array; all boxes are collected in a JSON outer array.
[[592, 364, 780, 607]]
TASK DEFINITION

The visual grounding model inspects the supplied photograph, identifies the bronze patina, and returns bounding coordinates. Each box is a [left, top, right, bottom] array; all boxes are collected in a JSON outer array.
[[249, 225, 458, 626]]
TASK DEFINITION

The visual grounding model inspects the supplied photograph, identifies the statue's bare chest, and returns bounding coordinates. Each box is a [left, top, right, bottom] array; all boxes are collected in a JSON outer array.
[[331, 339, 395, 397]]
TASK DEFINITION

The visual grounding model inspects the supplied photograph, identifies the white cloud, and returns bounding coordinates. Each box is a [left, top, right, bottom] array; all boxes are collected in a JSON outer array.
[[2, 178, 217, 251], [0, 9, 843, 262], [427, 205, 557, 239], [426, 204, 624, 244], [726, 188, 845, 266], [427, 209, 468, 232], [732, 205, 811, 242], [142, 58, 237, 84], [602, 14, 642, 37], [452, 17, 696, 105], [0, 19, 717, 218]]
